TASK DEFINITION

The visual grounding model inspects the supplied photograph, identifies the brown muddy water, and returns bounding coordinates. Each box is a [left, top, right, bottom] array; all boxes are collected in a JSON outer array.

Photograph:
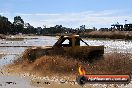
[[0, 36, 132, 88]]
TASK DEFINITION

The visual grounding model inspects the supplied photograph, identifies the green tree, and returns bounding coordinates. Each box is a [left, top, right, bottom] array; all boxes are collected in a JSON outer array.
[[13, 16, 24, 34], [24, 23, 34, 34], [0, 15, 12, 34]]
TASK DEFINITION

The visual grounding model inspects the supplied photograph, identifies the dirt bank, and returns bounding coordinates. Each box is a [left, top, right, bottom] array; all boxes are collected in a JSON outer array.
[[80, 31, 132, 39], [0, 34, 6, 39]]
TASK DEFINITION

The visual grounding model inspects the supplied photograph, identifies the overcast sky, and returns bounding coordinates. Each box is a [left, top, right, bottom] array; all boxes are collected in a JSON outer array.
[[0, 0, 132, 28]]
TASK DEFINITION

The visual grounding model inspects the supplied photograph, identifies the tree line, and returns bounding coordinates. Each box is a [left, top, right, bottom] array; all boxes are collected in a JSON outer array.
[[0, 15, 96, 35]]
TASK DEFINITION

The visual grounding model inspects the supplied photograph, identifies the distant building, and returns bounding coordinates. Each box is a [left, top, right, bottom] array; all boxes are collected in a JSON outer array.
[[110, 23, 132, 31], [111, 24, 123, 31], [124, 24, 132, 31]]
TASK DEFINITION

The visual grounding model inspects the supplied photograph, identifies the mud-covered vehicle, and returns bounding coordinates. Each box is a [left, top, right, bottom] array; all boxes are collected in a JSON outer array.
[[23, 35, 104, 61]]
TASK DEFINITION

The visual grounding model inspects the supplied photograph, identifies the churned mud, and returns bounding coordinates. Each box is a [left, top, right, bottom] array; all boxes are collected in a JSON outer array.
[[2, 53, 132, 88], [8, 53, 132, 75]]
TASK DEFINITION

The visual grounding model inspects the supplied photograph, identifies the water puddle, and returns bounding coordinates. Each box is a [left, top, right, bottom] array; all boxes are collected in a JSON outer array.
[[0, 76, 34, 88], [0, 55, 19, 67]]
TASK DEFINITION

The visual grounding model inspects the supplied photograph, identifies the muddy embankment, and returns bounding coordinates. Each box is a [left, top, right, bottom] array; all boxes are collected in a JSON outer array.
[[0, 34, 6, 39], [1, 31, 132, 40], [80, 31, 132, 39], [0, 34, 39, 40]]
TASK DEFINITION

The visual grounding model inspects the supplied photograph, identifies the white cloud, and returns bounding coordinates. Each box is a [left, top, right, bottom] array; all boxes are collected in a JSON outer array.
[[15, 13, 33, 16], [0, 12, 9, 15], [35, 13, 61, 16], [2, 10, 132, 28]]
